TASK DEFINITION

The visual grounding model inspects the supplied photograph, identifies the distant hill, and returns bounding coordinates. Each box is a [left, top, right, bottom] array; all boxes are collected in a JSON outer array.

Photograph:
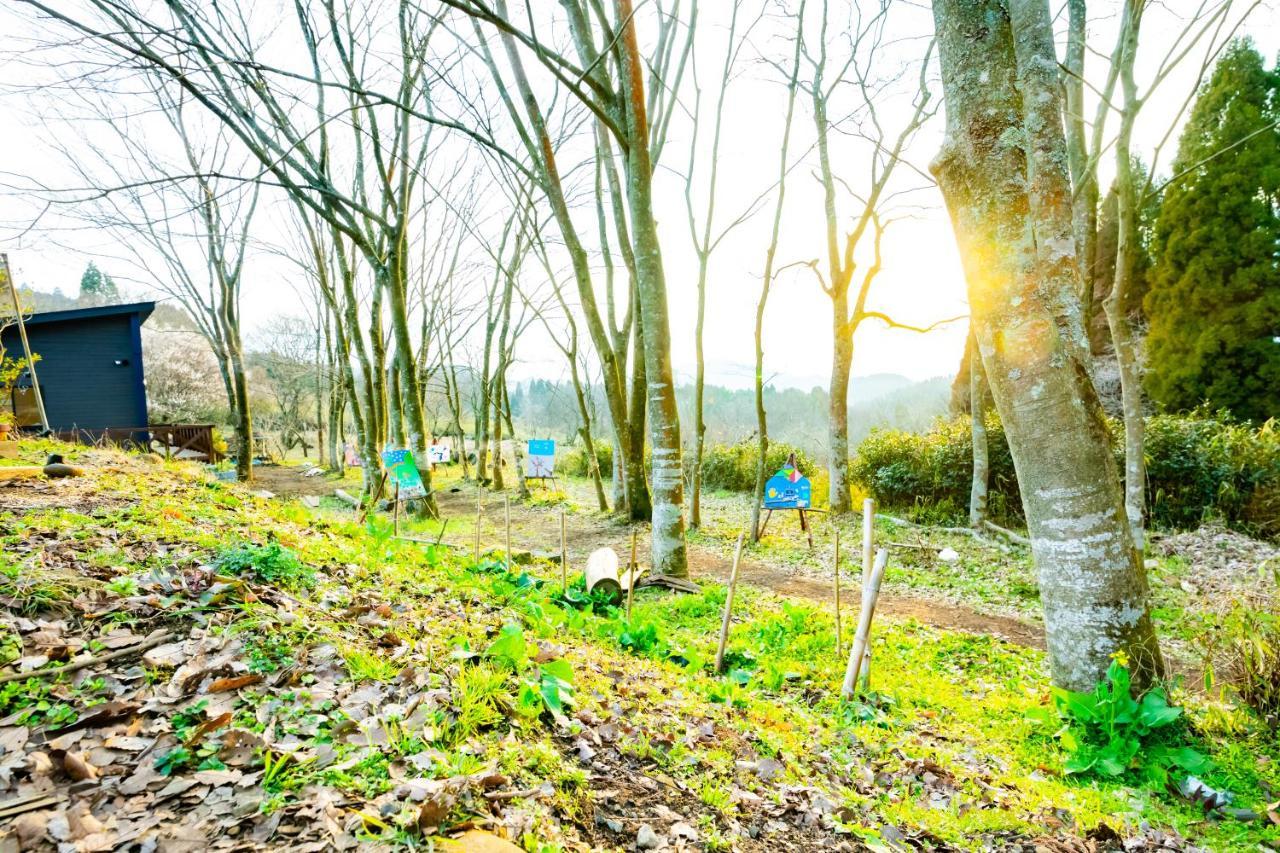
[[510, 374, 952, 456]]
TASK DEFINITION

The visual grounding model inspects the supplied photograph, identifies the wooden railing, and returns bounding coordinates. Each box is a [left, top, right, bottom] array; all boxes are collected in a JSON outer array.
[[58, 424, 222, 462]]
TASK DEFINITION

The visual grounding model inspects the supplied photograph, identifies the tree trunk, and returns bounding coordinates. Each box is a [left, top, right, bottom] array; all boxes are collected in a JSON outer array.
[[827, 288, 853, 512], [691, 249, 708, 529], [501, 383, 530, 500], [930, 0, 1163, 691], [388, 359, 406, 448], [226, 331, 253, 483], [968, 331, 989, 528], [617, 0, 687, 577], [625, 297, 651, 521], [1106, 0, 1148, 552]]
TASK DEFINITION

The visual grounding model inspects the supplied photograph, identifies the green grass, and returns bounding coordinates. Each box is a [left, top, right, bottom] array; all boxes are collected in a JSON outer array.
[[2, 442, 1276, 849]]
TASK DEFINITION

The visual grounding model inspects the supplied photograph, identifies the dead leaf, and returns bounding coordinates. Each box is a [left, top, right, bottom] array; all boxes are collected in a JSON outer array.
[[60, 750, 98, 782], [206, 674, 263, 693], [184, 711, 232, 746], [48, 700, 138, 735]]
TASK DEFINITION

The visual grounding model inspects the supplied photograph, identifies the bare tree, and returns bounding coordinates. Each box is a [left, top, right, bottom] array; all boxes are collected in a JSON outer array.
[[751, 0, 807, 543], [798, 0, 945, 513]]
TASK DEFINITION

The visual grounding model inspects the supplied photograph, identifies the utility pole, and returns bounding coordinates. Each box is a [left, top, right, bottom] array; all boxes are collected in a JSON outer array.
[[0, 253, 51, 434]]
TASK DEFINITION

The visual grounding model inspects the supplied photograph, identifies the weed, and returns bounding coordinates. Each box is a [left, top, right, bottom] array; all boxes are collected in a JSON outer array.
[[1028, 658, 1210, 786], [214, 541, 314, 588], [517, 659, 575, 718]]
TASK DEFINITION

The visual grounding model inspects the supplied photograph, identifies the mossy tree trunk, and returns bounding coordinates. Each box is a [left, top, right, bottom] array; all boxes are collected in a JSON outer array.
[[930, 0, 1163, 691]]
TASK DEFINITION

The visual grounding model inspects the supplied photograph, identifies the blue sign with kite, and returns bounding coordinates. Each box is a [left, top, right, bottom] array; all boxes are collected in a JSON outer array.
[[764, 461, 811, 509], [380, 448, 427, 500]]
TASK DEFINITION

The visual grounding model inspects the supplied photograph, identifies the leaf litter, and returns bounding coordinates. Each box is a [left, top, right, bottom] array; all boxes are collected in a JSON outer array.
[[0, 447, 1273, 851]]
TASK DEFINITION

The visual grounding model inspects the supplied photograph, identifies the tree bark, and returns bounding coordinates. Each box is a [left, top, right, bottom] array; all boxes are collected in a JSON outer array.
[[968, 331, 989, 528], [616, 0, 687, 577], [930, 0, 1163, 691], [1105, 0, 1148, 552]]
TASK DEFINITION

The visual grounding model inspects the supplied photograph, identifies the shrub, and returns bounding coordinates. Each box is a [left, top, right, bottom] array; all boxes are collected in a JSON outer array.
[[698, 439, 818, 495], [561, 440, 612, 479], [851, 414, 1020, 524], [852, 411, 1280, 536]]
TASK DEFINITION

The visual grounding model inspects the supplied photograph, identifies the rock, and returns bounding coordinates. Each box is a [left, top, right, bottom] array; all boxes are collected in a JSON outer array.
[[636, 824, 662, 849], [938, 547, 960, 562]]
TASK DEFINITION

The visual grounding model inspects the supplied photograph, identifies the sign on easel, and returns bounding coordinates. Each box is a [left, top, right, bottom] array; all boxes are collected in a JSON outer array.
[[427, 444, 451, 465], [764, 460, 811, 509], [525, 439, 555, 478], [758, 454, 819, 548], [380, 449, 427, 500]]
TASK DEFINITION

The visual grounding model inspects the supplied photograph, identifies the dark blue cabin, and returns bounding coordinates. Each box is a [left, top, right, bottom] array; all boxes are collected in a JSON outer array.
[[1, 302, 154, 435]]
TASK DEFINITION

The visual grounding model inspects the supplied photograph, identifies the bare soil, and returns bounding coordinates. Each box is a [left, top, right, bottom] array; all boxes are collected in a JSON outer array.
[[432, 484, 1046, 651]]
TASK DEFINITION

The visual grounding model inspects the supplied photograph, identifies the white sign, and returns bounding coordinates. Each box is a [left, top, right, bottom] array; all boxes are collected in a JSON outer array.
[[427, 444, 451, 464], [525, 438, 555, 478]]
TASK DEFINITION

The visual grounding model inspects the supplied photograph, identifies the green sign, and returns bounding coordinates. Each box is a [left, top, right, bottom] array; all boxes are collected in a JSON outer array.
[[380, 449, 426, 500]]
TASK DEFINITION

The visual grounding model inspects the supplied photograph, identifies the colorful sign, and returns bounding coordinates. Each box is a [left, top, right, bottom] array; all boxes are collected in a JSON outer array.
[[427, 444, 451, 464], [380, 449, 427, 500], [764, 461, 811, 509], [525, 438, 555, 478]]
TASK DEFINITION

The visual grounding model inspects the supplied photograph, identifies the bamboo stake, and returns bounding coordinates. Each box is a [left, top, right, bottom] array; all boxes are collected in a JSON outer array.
[[626, 530, 638, 620], [861, 497, 875, 582], [833, 528, 842, 656], [504, 495, 512, 574], [560, 510, 568, 592], [714, 532, 746, 674], [841, 548, 888, 698], [474, 490, 482, 564]]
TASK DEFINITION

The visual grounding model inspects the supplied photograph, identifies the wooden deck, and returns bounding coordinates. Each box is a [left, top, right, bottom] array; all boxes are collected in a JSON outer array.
[[57, 424, 222, 462]]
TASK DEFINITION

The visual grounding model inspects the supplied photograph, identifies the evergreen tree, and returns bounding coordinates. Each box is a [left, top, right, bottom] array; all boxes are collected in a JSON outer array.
[[1146, 41, 1280, 422], [78, 261, 120, 306]]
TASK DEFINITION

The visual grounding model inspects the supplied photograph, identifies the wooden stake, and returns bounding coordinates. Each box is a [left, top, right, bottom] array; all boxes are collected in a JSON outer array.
[[560, 510, 568, 592], [833, 528, 842, 656], [393, 483, 401, 537], [626, 530, 638, 620], [504, 495, 512, 574], [356, 471, 388, 525], [474, 490, 482, 564], [714, 532, 746, 674], [861, 497, 875, 583], [841, 548, 888, 699]]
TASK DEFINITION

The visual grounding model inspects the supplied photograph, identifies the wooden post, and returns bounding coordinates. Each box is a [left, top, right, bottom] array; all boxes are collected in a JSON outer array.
[[626, 530, 638, 620], [356, 471, 388, 525], [504, 495, 512, 574], [560, 510, 568, 593], [714, 532, 746, 674], [841, 548, 888, 699], [833, 528, 842, 656], [393, 483, 401, 537], [474, 490, 482, 564]]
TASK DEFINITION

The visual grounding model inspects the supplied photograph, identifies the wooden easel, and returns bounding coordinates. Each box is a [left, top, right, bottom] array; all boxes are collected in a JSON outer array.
[[755, 505, 824, 549]]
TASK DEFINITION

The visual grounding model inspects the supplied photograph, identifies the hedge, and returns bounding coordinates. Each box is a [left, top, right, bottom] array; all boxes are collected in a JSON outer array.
[[852, 410, 1280, 537]]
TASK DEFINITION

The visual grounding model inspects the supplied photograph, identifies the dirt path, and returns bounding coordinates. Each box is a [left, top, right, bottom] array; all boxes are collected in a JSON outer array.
[[251, 464, 1044, 650], [434, 485, 1046, 650]]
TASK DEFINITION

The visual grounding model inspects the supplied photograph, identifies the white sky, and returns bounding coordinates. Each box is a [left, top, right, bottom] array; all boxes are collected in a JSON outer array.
[[0, 1, 1274, 391]]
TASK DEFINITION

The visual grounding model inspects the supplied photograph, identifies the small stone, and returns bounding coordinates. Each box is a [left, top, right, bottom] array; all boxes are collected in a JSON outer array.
[[938, 547, 960, 562], [636, 824, 662, 849]]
